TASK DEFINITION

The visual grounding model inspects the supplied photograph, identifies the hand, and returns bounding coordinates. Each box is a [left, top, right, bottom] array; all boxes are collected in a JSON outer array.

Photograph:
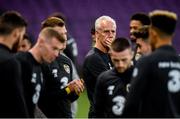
[[67, 79, 84, 95], [105, 36, 114, 48]]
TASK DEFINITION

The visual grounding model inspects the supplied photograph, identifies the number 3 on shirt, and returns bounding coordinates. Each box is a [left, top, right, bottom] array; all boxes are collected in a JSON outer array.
[[168, 70, 180, 93], [32, 84, 41, 104], [60, 76, 68, 89], [112, 96, 125, 115]]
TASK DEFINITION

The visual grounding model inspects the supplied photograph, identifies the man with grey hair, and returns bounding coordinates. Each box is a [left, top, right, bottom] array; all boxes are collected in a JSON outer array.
[[83, 15, 116, 118]]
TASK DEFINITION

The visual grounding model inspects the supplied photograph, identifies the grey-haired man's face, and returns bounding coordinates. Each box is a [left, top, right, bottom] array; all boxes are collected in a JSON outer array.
[[96, 20, 116, 50]]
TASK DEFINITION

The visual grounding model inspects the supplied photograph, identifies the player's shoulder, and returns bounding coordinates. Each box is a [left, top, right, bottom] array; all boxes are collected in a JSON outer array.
[[15, 51, 31, 61], [85, 48, 95, 59], [84, 48, 105, 64], [98, 69, 115, 81], [96, 69, 120, 88], [2, 56, 20, 68], [135, 55, 151, 66], [56, 53, 72, 64], [151, 45, 177, 59], [15, 52, 35, 68], [0, 51, 12, 62], [56, 54, 72, 71]]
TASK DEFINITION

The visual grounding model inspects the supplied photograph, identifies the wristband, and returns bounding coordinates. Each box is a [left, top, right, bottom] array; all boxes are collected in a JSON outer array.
[[65, 87, 71, 94]]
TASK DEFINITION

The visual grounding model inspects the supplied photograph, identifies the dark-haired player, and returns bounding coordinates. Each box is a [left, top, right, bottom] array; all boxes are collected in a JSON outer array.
[[18, 33, 32, 52], [129, 13, 151, 63], [123, 10, 180, 118], [94, 37, 134, 117], [0, 11, 28, 117], [132, 25, 151, 60], [130, 13, 151, 43]]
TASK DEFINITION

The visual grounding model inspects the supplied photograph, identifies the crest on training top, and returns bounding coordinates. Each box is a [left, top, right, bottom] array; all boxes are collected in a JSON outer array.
[[63, 64, 70, 74]]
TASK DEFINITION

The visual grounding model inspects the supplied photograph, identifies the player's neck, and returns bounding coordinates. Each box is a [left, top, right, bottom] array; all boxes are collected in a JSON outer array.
[[155, 37, 172, 49], [29, 45, 42, 64], [0, 36, 14, 50], [95, 42, 108, 53]]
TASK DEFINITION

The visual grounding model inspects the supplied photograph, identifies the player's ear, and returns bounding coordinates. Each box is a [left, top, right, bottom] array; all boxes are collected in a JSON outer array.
[[39, 36, 46, 43], [11, 28, 20, 40], [37, 37, 46, 48], [150, 28, 158, 39]]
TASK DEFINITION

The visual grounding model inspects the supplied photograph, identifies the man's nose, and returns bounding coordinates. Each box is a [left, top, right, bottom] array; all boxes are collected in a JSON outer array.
[[137, 47, 141, 54], [54, 51, 59, 58]]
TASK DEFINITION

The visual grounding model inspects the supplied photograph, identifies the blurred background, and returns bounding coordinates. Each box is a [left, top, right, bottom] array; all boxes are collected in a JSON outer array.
[[1, 0, 180, 117], [1, 0, 180, 66]]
